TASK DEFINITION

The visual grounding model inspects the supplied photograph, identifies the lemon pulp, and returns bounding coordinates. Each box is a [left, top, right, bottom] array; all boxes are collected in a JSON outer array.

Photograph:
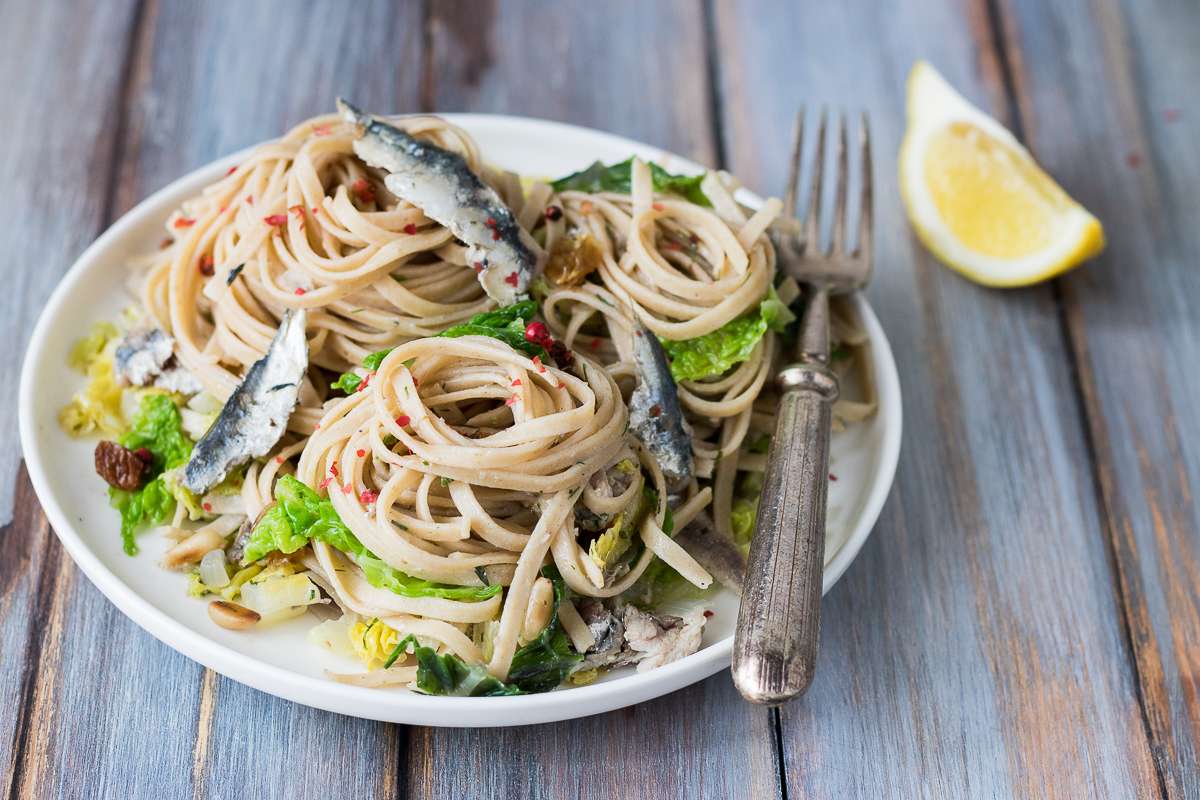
[[901, 61, 1105, 285]]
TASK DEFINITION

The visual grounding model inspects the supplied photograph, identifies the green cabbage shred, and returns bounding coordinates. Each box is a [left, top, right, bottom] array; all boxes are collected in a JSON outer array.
[[587, 464, 652, 578], [660, 287, 796, 382], [551, 158, 711, 207], [331, 302, 546, 392], [382, 568, 581, 696], [387, 634, 521, 696], [505, 569, 582, 692], [730, 470, 764, 546], [730, 499, 757, 544], [437, 300, 546, 357], [243, 475, 500, 602], [109, 394, 194, 555]]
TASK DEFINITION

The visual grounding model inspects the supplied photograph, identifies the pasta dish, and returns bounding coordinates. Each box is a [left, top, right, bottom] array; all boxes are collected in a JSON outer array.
[[63, 101, 874, 695]]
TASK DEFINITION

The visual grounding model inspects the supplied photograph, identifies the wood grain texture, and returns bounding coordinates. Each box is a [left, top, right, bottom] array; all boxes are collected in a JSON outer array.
[[426, 0, 717, 165], [407, 3, 781, 799], [407, 676, 780, 800], [8, 2, 427, 798], [3, 0, 1195, 796], [0, 0, 141, 527], [193, 677, 403, 800], [994, 0, 1200, 795], [0, 0, 141, 794], [1, 469, 59, 796], [714, 0, 1161, 796], [8, 5, 212, 767]]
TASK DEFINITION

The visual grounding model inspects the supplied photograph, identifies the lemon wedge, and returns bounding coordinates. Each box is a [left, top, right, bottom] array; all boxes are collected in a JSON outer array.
[[899, 61, 1104, 286]]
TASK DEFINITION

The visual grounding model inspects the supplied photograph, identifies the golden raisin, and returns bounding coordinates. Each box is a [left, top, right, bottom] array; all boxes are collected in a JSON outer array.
[[545, 232, 603, 288]]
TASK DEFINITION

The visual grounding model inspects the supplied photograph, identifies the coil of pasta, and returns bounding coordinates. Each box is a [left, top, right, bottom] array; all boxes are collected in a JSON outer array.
[[283, 334, 647, 678], [135, 114, 542, 431], [537, 160, 785, 540]]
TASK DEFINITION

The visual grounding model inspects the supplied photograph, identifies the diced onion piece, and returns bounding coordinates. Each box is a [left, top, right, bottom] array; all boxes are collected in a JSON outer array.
[[186, 392, 224, 414], [200, 493, 245, 516], [180, 408, 215, 442], [308, 615, 359, 660], [239, 573, 324, 626], [199, 549, 230, 588], [119, 389, 146, 424], [256, 604, 309, 627], [181, 393, 223, 439]]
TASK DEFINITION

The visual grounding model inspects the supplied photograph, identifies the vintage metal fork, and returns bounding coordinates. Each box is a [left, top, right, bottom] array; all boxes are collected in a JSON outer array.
[[732, 110, 874, 704]]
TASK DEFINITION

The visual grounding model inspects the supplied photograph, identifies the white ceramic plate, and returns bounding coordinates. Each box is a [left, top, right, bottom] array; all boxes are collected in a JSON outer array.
[[19, 114, 901, 726]]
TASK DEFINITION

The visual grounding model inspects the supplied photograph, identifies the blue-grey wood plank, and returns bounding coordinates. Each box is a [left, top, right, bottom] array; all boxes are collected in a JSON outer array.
[[0, 0, 138, 525], [7, 2, 1185, 799], [997, 0, 1200, 795], [1, 469, 60, 797], [714, 0, 1161, 797], [11, 2, 426, 798], [196, 674, 404, 800], [408, 675, 776, 800], [425, 0, 715, 164], [13, 563, 202, 800], [0, 0, 142, 794], [407, 3, 782, 798]]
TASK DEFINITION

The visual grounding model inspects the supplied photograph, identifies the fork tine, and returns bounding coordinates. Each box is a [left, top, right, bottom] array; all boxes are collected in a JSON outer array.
[[830, 112, 849, 255], [782, 108, 805, 220], [803, 108, 827, 252], [856, 111, 873, 261]]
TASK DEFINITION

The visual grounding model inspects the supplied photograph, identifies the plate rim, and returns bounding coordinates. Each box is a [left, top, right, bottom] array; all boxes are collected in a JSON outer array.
[[18, 112, 902, 726]]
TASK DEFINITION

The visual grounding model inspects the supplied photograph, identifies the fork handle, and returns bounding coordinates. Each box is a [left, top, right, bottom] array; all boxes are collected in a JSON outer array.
[[732, 359, 838, 705]]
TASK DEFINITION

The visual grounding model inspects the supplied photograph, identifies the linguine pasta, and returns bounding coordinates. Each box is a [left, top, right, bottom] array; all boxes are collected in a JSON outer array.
[[66, 109, 876, 694]]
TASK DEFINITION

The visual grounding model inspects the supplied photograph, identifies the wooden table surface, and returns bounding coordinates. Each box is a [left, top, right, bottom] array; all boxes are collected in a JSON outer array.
[[2, 1, 1196, 797]]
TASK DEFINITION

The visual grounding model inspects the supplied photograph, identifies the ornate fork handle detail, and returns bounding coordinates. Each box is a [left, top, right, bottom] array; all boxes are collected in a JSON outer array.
[[732, 291, 839, 704]]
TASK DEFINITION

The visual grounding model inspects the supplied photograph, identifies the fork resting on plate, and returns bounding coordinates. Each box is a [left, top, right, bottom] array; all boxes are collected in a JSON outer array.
[[732, 109, 874, 705]]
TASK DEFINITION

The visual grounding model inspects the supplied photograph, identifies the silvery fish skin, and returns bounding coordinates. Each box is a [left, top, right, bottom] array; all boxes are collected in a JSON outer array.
[[672, 511, 746, 594], [337, 98, 542, 306], [629, 325, 693, 482], [114, 328, 204, 395], [153, 366, 204, 396], [181, 311, 308, 494], [114, 329, 173, 386]]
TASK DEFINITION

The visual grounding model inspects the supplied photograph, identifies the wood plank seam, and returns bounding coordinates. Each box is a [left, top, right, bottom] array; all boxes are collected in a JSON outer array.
[[97, 0, 152, 245], [419, 0, 436, 114], [702, 0, 730, 169], [771, 709, 790, 800], [12, 540, 74, 799], [1058, 281, 1179, 800], [382, 720, 404, 799], [389, 680, 406, 798], [984, 0, 1173, 797], [703, 5, 787, 796]]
